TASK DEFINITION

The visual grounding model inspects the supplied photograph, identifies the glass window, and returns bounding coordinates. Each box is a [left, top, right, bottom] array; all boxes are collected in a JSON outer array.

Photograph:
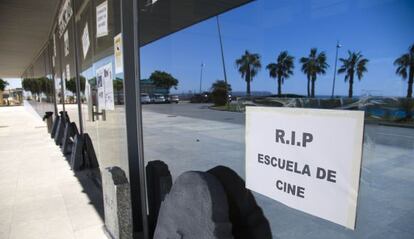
[[139, 0, 414, 238], [53, 26, 65, 114], [59, 12, 80, 127], [24, 47, 54, 116], [76, 0, 129, 175]]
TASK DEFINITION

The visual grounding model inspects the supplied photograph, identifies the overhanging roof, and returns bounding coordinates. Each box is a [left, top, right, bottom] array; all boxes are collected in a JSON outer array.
[[0, 0, 60, 78], [0, 0, 252, 78], [139, 0, 252, 46]]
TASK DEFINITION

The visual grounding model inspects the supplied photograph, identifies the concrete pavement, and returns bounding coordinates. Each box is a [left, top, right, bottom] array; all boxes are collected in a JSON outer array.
[[0, 106, 106, 239], [142, 103, 245, 125]]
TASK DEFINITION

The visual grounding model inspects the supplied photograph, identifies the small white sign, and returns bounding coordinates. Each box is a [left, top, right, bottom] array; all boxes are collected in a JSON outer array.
[[66, 64, 71, 81], [246, 107, 364, 229], [82, 24, 90, 59], [54, 74, 60, 90], [85, 79, 91, 102], [96, 63, 114, 110], [53, 34, 57, 57], [96, 1, 108, 38], [57, 0, 73, 37], [114, 33, 123, 74], [64, 30, 69, 56], [62, 71, 67, 93], [96, 67, 105, 110]]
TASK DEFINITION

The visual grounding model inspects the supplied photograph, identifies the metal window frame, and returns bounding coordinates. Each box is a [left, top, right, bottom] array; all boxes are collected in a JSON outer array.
[[121, 0, 149, 238], [48, 39, 59, 116], [69, 0, 149, 236], [70, 1, 149, 236], [71, 0, 85, 134]]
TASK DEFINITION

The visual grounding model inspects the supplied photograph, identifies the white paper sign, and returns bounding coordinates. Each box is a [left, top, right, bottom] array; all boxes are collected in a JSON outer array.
[[53, 34, 57, 57], [96, 68, 105, 110], [96, 63, 114, 110], [114, 33, 123, 74], [62, 71, 67, 94], [64, 30, 69, 56], [82, 24, 90, 59], [58, 0, 73, 37], [103, 68, 115, 110], [246, 107, 364, 229], [85, 79, 91, 101], [66, 64, 71, 81], [96, 1, 108, 38], [55, 74, 60, 92]]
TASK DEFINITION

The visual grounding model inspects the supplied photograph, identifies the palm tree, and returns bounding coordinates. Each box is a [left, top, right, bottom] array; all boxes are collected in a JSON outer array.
[[337, 51, 369, 98], [394, 43, 414, 98], [266, 51, 295, 96], [235, 50, 261, 96], [300, 48, 329, 97], [300, 56, 314, 97]]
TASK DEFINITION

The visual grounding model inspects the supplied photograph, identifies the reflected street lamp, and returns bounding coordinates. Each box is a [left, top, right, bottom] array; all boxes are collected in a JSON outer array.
[[216, 15, 229, 106], [199, 63, 205, 93], [216, 16, 227, 85], [331, 41, 342, 98]]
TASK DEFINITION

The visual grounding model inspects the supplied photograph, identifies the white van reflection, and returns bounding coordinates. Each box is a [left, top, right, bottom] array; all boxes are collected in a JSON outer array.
[[141, 93, 151, 104], [152, 94, 166, 103]]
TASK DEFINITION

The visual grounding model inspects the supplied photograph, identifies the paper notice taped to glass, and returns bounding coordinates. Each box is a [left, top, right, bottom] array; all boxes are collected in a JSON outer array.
[[64, 30, 69, 56], [66, 64, 70, 82], [96, 1, 108, 38], [96, 63, 114, 110], [245, 107, 364, 229], [114, 33, 123, 74], [82, 24, 90, 59], [53, 34, 57, 57]]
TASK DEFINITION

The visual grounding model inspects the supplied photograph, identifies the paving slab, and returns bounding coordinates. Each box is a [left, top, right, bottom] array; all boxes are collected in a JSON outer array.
[[0, 106, 107, 239]]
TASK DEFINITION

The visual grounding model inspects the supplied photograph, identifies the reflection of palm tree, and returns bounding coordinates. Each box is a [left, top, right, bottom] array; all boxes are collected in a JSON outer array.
[[338, 51, 369, 98], [266, 51, 294, 96], [394, 43, 414, 98], [235, 50, 261, 96], [300, 48, 329, 97]]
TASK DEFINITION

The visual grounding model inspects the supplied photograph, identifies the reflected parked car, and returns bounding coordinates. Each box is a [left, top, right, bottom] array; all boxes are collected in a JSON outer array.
[[190, 92, 212, 103], [166, 95, 179, 103], [152, 94, 166, 103], [141, 93, 151, 104]]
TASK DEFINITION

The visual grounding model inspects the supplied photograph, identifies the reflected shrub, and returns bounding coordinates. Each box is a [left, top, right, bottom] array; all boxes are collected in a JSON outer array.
[[212, 88, 228, 106], [22, 77, 54, 102], [211, 80, 231, 106]]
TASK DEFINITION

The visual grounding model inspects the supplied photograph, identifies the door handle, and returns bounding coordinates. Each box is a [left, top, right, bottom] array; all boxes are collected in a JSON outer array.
[[92, 108, 106, 121]]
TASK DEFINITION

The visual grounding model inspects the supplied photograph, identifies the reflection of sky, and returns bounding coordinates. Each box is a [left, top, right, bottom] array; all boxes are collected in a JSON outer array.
[[140, 0, 414, 97], [81, 66, 95, 80], [2, 78, 21, 89]]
